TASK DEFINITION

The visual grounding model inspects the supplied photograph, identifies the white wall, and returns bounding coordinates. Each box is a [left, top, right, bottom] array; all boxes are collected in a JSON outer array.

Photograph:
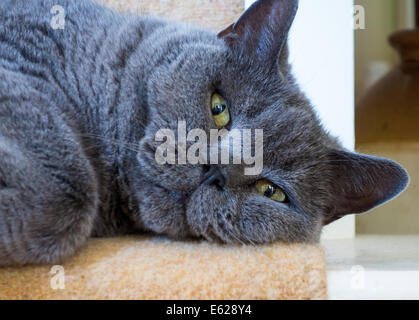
[[245, 0, 356, 239]]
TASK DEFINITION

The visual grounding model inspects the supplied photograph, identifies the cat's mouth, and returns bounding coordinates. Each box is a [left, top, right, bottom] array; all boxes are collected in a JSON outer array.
[[165, 165, 226, 202], [168, 189, 190, 202], [200, 165, 226, 189]]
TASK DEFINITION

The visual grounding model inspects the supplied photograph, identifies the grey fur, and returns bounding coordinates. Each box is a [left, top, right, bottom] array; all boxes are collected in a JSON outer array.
[[0, 0, 408, 266]]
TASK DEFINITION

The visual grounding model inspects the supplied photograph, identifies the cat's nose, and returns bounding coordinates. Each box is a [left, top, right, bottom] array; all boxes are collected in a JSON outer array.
[[201, 165, 226, 189]]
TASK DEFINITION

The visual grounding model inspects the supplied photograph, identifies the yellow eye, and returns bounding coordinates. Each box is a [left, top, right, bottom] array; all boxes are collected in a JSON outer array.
[[256, 179, 287, 203], [211, 93, 230, 128]]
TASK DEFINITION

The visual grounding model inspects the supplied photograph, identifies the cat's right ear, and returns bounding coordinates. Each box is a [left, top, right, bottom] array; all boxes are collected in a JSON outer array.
[[323, 150, 409, 225], [218, 0, 298, 69]]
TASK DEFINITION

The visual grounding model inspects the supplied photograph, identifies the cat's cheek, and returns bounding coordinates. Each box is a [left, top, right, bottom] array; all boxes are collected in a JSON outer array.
[[133, 185, 192, 239], [136, 136, 202, 193], [185, 186, 241, 243], [238, 199, 323, 243]]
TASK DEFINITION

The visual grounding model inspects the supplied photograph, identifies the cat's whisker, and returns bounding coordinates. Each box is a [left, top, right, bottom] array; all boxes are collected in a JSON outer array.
[[220, 218, 282, 288], [76, 133, 142, 153], [221, 216, 278, 266], [82, 141, 141, 154], [220, 227, 265, 288], [243, 237, 276, 263]]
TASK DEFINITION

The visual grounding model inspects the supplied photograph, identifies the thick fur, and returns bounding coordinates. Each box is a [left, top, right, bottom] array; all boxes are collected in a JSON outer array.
[[0, 0, 408, 265]]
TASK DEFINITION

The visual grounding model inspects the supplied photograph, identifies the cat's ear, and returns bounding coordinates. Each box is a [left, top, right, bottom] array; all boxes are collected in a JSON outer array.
[[218, 0, 298, 69], [323, 150, 409, 225]]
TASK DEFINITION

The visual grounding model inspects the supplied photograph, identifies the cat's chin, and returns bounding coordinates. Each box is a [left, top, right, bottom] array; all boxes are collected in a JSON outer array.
[[185, 184, 243, 244]]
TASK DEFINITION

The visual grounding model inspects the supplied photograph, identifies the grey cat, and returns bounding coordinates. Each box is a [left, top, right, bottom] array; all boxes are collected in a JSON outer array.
[[0, 0, 408, 266]]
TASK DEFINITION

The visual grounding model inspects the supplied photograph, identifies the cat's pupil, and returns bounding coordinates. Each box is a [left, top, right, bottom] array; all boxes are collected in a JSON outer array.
[[212, 104, 226, 116], [264, 185, 276, 198]]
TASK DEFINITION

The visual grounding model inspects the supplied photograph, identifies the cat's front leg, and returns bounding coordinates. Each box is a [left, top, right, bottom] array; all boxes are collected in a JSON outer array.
[[0, 89, 99, 266]]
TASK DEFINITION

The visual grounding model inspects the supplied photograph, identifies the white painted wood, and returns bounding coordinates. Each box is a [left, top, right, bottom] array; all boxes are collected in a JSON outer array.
[[244, 0, 255, 9], [289, 0, 355, 151]]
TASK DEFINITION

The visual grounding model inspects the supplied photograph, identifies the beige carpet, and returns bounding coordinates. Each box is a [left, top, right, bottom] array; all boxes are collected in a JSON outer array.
[[0, 236, 327, 299]]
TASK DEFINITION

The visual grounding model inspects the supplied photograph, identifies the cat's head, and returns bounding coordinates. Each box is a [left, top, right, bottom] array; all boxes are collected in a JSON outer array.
[[135, 0, 408, 243]]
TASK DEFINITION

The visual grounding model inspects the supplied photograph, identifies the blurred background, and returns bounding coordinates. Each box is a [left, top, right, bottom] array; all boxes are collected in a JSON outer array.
[[355, 0, 419, 235], [355, 0, 416, 101]]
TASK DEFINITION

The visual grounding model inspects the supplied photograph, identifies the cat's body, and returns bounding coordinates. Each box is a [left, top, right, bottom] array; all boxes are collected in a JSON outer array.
[[0, 0, 206, 234], [0, 0, 408, 266], [0, 0, 183, 263]]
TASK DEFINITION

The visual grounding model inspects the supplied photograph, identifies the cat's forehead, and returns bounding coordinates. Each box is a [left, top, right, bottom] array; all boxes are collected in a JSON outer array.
[[217, 59, 324, 136], [214, 57, 335, 164], [165, 38, 334, 155], [216, 52, 297, 110]]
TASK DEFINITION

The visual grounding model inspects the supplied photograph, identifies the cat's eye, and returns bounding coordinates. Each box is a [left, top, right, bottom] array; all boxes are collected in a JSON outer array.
[[256, 179, 287, 203], [211, 93, 230, 128]]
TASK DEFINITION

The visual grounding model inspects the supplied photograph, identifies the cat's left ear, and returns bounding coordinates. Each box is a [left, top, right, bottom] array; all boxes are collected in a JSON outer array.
[[218, 0, 298, 69], [323, 150, 409, 225]]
